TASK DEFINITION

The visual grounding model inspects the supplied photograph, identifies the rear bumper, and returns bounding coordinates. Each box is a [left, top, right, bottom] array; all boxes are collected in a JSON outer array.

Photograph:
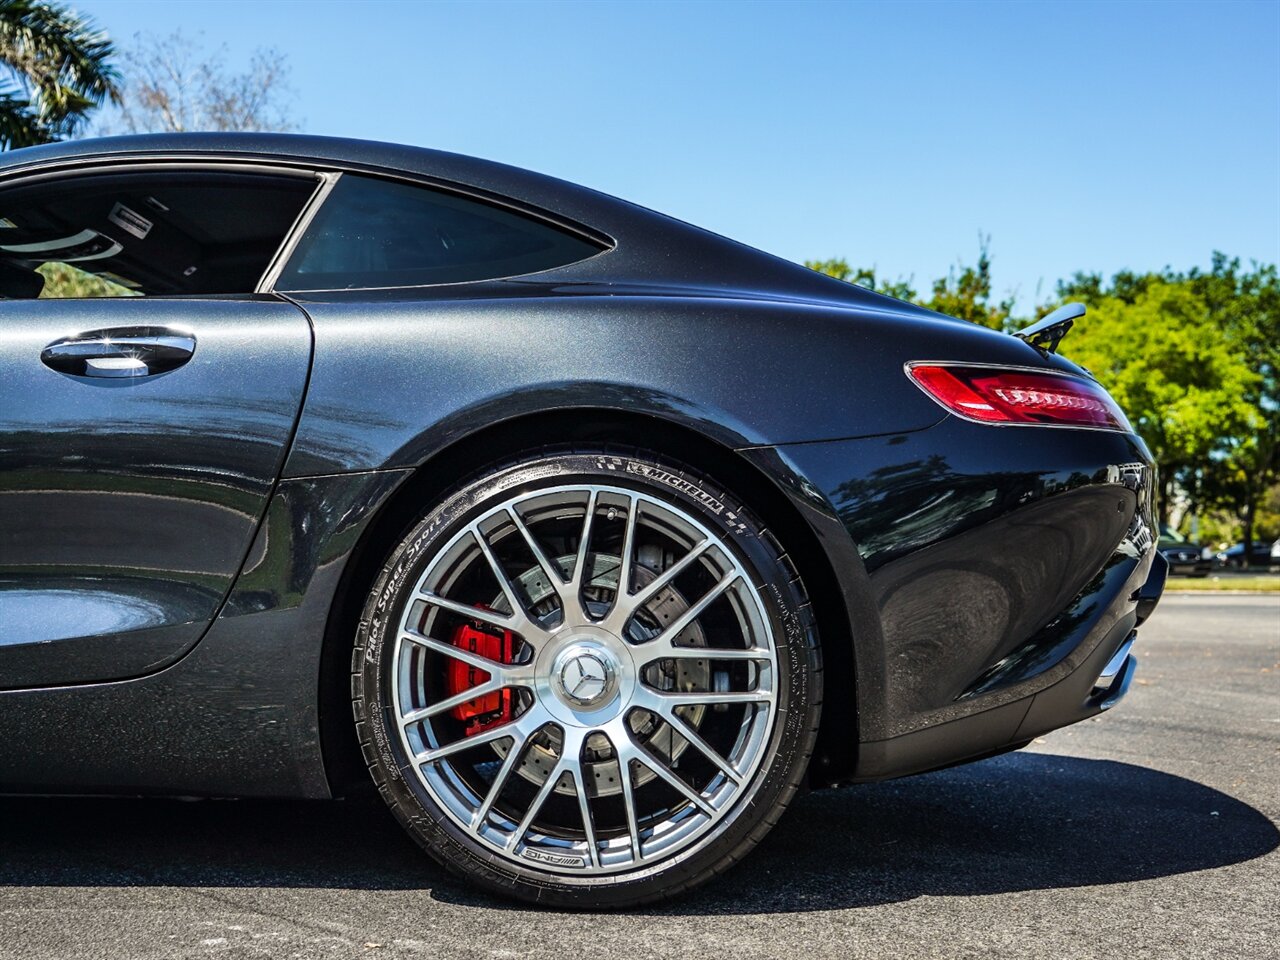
[[751, 415, 1161, 784], [1022, 549, 1164, 732], [851, 550, 1164, 780]]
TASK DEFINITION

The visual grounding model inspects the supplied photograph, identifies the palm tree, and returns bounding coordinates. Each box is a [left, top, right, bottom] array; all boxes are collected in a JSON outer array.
[[0, 0, 119, 149]]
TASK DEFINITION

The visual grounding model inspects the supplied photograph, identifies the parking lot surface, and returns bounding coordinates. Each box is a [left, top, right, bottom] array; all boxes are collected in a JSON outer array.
[[1, 594, 1276, 959]]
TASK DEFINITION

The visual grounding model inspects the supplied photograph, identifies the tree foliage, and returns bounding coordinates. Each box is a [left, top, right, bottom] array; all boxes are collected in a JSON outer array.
[[1058, 256, 1279, 552], [111, 30, 296, 133], [36, 260, 135, 298], [804, 257, 917, 302], [922, 237, 1013, 332], [809, 239, 1014, 330], [0, 0, 119, 148], [1063, 279, 1259, 518]]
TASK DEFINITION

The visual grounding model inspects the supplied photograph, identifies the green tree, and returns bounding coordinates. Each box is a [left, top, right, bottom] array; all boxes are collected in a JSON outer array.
[[0, 0, 119, 148], [1059, 254, 1278, 560], [807, 239, 1012, 327], [1059, 267, 1175, 307], [36, 261, 135, 298], [1059, 279, 1260, 527], [1254, 482, 1280, 542], [1186, 256, 1279, 560], [804, 257, 916, 302], [923, 237, 1013, 331]]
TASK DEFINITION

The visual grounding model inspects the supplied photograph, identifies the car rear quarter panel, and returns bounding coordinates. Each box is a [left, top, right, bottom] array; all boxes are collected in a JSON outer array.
[[278, 290, 1058, 476]]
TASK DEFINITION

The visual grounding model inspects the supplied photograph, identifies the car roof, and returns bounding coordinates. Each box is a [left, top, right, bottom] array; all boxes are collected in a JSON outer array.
[[0, 133, 631, 234], [0, 133, 939, 315]]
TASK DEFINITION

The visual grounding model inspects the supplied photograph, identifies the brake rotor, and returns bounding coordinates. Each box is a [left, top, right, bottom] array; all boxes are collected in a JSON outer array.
[[491, 548, 710, 798]]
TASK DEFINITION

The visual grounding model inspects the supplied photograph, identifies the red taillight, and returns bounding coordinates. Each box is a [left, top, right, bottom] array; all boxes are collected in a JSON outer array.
[[906, 363, 1131, 432]]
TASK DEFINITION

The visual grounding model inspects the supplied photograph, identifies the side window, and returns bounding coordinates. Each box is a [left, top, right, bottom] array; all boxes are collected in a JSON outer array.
[[0, 169, 317, 299], [274, 174, 605, 290]]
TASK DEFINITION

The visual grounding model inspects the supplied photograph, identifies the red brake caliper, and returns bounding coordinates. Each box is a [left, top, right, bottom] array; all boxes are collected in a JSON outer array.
[[447, 618, 516, 735]]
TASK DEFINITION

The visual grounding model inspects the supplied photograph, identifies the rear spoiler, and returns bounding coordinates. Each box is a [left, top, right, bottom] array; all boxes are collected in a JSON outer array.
[[1014, 302, 1085, 354]]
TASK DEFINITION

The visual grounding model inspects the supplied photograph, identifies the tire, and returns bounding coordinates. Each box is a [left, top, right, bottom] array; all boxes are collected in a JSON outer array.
[[352, 447, 822, 908]]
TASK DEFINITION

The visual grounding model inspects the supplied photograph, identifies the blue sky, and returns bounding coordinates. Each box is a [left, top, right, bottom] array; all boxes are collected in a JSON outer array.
[[80, 0, 1279, 312]]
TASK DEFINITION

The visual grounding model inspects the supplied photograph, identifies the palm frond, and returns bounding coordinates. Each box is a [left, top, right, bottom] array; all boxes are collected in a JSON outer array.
[[0, 84, 46, 148], [0, 0, 120, 141]]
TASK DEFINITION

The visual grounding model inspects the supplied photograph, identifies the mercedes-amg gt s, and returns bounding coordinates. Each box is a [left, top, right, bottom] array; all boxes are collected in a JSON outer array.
[[0, 134, 1165, 907]]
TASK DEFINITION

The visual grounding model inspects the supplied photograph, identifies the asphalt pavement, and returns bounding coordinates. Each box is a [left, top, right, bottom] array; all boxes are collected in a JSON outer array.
[[1, 594, 1276, 960]]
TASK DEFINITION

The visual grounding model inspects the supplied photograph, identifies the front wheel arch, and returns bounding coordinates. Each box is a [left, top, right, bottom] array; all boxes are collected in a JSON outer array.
[[315, 408, 861, 798]]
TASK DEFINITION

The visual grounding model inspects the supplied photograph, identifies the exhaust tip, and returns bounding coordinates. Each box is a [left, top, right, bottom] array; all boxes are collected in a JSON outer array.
[[1092, 635, 1137, 709]]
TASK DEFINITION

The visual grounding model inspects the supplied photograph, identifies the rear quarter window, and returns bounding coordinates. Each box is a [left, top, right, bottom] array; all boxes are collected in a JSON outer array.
[[274, 174, 605, 290]]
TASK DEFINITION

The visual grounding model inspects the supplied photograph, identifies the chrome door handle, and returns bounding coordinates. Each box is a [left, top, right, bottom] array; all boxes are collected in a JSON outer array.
[[41, 326, 197, 379]]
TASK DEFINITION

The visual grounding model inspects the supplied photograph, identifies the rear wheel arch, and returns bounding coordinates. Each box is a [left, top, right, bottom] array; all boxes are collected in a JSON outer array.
[[316, 407, 860, 797]]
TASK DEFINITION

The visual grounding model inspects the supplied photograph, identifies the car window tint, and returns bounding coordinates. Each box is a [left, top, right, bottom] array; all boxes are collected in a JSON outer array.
[[274, 174, 605, 290], [0, 170, 317, 299]]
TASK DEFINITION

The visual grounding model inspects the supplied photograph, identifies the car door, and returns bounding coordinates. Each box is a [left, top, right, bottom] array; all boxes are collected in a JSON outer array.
[[0, 163, 319, 688]]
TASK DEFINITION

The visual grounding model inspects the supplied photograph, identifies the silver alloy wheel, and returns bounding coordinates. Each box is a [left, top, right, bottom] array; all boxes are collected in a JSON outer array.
[[391, 483, 779, 876]]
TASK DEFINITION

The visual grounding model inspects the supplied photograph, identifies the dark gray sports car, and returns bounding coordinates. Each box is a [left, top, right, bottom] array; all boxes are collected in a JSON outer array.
[[0, 134, 1164, 907]]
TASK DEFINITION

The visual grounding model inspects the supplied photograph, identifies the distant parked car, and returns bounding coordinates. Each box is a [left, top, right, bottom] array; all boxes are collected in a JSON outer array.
[[1157, 526, 1210, 577], [1213, 541, 1275, 569]]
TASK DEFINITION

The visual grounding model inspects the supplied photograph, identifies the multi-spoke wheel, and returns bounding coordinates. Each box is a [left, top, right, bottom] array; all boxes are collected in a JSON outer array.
[[354, 450, 820, 907]]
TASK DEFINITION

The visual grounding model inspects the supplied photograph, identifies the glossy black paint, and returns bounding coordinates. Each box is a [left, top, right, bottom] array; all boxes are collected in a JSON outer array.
[[744, 418, 1156, 779], [279, 288, 1051, 476], [0, 470, 407, 795], [0, 296, 310, 688], [0, 134, 1161, 797]]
